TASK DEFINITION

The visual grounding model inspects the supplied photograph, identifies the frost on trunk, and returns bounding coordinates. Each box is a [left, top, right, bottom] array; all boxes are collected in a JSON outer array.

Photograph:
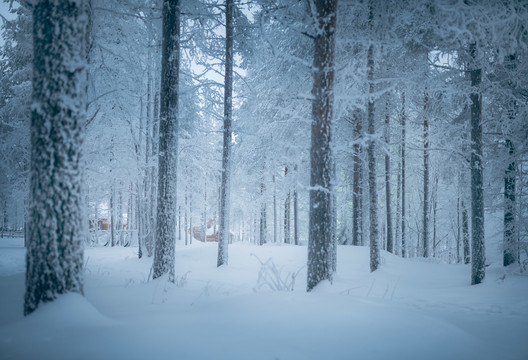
[[352, 110, 362, 246], [217, 0, 234, 267], [469, 42, 485, 285], [284, 166, 291, 244], [503, 139, 516, 266], [366, 9, 379, 272], [400, 92, 407, 258], [259, 167, 267, 246], [462, 200, 470, 264], [293, 165, 299, 246], [307, 0, 337, 292], [423, 91, 429, 257], [24, 0, 89, 316], [152, 0, 180, 281], [384, 103, 393, 254]]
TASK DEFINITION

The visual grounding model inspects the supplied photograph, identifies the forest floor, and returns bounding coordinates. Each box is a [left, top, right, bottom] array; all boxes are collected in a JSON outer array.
[[0, 236, 527, 360]]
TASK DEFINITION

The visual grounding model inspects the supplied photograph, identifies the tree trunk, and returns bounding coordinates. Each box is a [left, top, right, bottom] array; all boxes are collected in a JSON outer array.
[[137, 181, 143, 258], [456, 196, 461, 263], [110, 181, 115, 247], [432, 176, 438, 257], [367, 3, 379, 272], [384, 101, 393, 254], [270, 174, 276, 243], [395, 153, 401, 255], [307, 0, 337, 292], [178, 205, 182, 243], [144, 67, 152, 256], [469, 42, 485, 285], [217, 0, 234, 267], [423, 91, 429, 257], [259, 178, 267, 246], [503, 139, 516, 266], [294, 165, 299, 245], [152, 0, 180, 281], [189, 188, 193, 245], [462, 200, 470, 264], [202, 181, 207, 242], [352, 110, 362, 246], [25, 0, 88, 316], [284, 166, 291, 244], [184, 191, 188, 245], [401, 92, 407, 258]]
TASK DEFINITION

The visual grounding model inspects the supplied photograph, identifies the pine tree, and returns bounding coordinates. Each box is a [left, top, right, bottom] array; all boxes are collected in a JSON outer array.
[[24, 0, 90, 316], [367, 1, 379, 272], [384, 103, 393, 254], [152, 0, 180, 280], [307, 0, 337, 292], [469, 42, 485, 285], [217, 0, 234, 267]]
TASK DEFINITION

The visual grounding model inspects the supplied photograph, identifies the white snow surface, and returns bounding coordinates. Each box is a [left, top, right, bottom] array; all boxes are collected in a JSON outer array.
[[1, 237, 527, 360]]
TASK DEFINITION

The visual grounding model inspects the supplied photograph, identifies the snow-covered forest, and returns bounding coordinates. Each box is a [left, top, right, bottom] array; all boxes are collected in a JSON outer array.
[[1, 0, 527, 358]]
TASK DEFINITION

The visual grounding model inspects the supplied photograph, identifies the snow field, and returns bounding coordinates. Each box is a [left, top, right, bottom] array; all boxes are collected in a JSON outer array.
[[0, 237, 527, 359]]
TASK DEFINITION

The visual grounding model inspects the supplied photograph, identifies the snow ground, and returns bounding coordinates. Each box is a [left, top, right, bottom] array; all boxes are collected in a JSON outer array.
[[0, 237, 527, 360]]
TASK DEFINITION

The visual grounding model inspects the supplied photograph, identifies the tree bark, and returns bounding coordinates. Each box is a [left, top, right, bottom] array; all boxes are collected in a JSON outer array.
[[259, 170, 267, 246], [423, 91, 429, 257], [384, 102, 393, 254], [273, 174, 277, 243], [401, 92, 407, 258], [307, 0, 337, 291], [25, 0, 89, 316], [152, 0, 180, 281], [462, 200, 470, 264], [284, 166, 291, 244], [217, 0, 234, 267], [503, 139, 516, 266], [352, 110, 362, 246], [294, 165, 299, 245], [469, 42, 485, 285], [367, 2, 379, 272]]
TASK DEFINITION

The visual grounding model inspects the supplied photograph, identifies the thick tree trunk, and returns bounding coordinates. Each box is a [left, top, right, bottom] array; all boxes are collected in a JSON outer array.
[[25, 0, 89, 316], [503, 139, 516, 266], [217, 0, 234, 267], [469, 42, 485, 285], [307, 0, 337, 292], [152, 0, 180, 281], [423, 91, 429, 257]]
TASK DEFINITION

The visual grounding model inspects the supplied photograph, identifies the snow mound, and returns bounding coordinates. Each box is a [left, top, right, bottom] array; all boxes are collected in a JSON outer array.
[[25, 293, 116, 328]]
